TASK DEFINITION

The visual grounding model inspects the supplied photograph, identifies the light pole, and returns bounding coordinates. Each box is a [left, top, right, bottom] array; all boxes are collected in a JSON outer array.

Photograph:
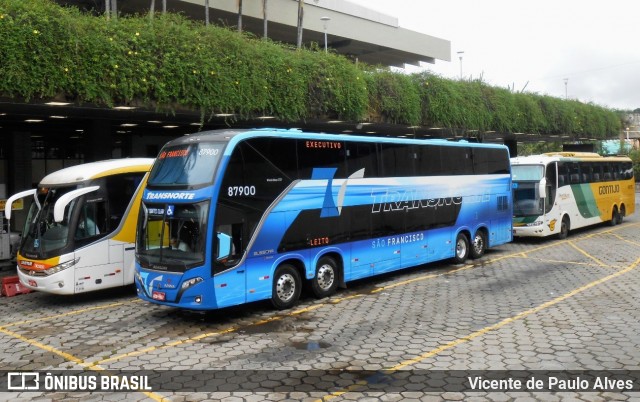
[[321, 16, 330, 53], [564, 78, 568, 99], [457, 51, 464, 79]]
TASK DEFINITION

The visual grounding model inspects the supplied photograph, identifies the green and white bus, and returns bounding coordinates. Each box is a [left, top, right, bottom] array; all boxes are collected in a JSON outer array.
[[511, 152, 635, 238]]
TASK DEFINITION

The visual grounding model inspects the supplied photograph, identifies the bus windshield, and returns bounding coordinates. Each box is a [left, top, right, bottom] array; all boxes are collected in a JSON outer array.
[[21, 186, 89, 258], [148, 142, 225, 187], [512, 165, 544, 181], [136, 201, 209, 272], [512, 165, 545, 217]]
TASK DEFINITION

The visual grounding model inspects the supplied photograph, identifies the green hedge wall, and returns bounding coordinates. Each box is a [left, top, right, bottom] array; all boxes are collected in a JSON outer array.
[[0, 0, 624, 138]]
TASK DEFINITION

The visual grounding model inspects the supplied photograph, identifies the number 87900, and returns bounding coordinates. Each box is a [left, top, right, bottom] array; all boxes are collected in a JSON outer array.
[[227, 185, 256, 197]]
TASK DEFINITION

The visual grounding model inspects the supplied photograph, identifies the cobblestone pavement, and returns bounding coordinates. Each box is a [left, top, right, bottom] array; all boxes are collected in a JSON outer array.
[[1, 206, 640, 401]]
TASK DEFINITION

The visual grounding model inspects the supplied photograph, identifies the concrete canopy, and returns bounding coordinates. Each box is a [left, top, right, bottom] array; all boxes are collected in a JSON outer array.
[[61, 0, 451, 67]]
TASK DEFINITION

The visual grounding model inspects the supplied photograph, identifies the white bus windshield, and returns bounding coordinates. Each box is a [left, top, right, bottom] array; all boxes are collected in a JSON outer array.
[[21, 186, 93, 257], [148, 142, 225, 187], [513, 182, 545, 217], [512, 165, 545, 217]]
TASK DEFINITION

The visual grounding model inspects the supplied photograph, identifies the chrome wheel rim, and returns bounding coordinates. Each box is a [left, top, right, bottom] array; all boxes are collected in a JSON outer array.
[[276, 273, 296, 302], [316, 264, 335, 291], [473, 235, 484, 255], [456, 237, 467, 259]]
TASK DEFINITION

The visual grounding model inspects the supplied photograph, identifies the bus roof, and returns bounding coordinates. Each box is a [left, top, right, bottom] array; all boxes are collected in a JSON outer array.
[[166, 128, 509, 151], [39, 158, 154, 186], [512, 153, 631, 165]]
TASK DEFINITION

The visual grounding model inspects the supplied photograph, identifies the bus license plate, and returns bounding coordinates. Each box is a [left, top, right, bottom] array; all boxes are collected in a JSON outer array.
[[152, 291, 166, 301]]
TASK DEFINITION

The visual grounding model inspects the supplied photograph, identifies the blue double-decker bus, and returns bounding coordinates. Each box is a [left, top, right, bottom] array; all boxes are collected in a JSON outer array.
[[135, 128, 512, 310]]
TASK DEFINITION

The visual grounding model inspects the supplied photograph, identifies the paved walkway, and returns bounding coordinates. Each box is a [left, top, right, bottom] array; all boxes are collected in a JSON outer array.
[[0, 193, 639, 401]]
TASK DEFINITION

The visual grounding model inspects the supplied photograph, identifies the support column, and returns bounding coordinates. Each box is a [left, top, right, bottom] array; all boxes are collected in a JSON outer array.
[[8, 131, 32, 191], [504, 139, 517, 158]]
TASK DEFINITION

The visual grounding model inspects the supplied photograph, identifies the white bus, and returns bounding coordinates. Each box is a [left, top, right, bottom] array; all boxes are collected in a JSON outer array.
[[512, 152, 635, 238], [5, 158, 153, 294]]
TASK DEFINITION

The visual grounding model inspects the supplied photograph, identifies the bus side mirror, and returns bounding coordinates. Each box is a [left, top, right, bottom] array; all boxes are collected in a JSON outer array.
[[538, 178, 547, 199], [216, 232, 232, 261]]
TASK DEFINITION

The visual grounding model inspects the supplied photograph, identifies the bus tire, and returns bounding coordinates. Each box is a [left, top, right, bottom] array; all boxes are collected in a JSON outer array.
[[271, 264, 302, 310], [453, 232, 470, 264], [617, 205, 625, 224], [558, 216, 570, 239], [470, 230, 487, 259], [609, 207, 619, 226], [310, 256, 339, 299]]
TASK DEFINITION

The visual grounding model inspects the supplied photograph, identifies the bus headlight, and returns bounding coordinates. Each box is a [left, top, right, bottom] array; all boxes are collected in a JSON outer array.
[[135, 271, 143, 285], [44, 258, 79, 276], [526, 221, 543, 227], [181, 277, 203, 290]]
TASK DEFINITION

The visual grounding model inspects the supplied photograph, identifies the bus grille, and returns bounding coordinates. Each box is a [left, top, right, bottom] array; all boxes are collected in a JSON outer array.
[[18, 267, 48, 277]]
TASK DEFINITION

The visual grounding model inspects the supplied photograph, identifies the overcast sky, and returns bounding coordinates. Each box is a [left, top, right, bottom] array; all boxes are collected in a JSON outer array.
[[350, 0, 640, 111]]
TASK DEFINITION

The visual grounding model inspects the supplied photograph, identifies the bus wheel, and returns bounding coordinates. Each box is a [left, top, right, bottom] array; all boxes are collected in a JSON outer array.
[[558, 216, 570, 239], [617, 205, 625, 224], [310, 256, 339, 298], [271, 264, 301, 310], [609, 207, 619, 226], [470, 230, 486, 259], [453, 232, 470, 264]]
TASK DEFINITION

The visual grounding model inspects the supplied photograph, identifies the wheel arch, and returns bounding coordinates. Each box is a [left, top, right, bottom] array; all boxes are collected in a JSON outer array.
[[456, 227, 472, 242], [473, 225, 489, 240], [558, 213, 571, 238], [273, 254, 306, 282]]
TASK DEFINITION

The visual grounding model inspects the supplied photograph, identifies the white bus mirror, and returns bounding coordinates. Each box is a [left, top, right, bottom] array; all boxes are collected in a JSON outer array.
[[5, 189, 38, 220], [538, 178, 547, 199], [216, 232, 232, 261], [53, 186, 99, 223]]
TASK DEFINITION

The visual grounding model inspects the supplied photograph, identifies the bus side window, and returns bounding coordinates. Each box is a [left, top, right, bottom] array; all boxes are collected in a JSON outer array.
[[105, 173, 145, 232], [624, 162, 634, 180], [581, 164, 592, 183], [442, 147, 473, 175], [345, 142, 377, 177], [570, 174, 579, 184], [379, 144, 416, 177], [297, 139, 347, 179], [418, 145, 443, 175], [76, 201, 106, 240], [592, 163, 602, 182], [603, 164, 612, 181], [557, 162, 568, 187], [568, 162, 580, 184]]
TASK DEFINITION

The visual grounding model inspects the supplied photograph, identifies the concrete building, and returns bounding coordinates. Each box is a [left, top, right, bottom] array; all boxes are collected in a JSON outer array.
[[623, 113, 640, 150]]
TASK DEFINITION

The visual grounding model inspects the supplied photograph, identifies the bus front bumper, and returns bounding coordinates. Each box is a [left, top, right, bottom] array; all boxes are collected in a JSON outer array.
[[512, 226, 548, 237], [17, 269, 75, 294]]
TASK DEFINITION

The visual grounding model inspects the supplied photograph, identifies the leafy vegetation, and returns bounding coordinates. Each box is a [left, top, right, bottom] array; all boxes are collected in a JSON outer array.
[[0, 0, 626, 139], [630, 150, 640, 179]]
